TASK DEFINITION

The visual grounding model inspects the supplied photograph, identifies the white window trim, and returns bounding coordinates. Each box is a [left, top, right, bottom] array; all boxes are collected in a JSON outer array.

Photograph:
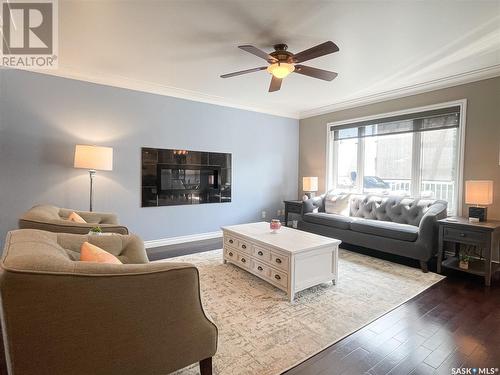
[[325, 99, 467, 216]]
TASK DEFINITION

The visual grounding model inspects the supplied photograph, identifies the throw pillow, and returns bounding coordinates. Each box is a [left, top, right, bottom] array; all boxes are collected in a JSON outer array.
[[68, 211, 87, 223], [325, 192, 351, 216], [80, 242, 122, 264]]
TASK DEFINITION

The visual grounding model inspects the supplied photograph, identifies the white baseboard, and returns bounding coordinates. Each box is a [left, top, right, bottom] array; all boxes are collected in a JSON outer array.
[[144, 230, 223, 249]]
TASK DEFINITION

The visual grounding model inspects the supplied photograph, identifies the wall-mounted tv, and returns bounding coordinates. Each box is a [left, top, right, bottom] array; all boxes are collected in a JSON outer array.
[[141, 148, 232, 207]]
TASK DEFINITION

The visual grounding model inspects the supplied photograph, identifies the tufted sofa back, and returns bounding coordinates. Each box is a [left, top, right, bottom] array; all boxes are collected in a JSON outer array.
[[349, 195, 446, 226]]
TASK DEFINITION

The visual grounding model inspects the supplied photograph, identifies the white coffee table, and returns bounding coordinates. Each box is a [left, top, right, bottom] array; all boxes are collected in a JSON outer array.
[[221, 222, 341, 301]]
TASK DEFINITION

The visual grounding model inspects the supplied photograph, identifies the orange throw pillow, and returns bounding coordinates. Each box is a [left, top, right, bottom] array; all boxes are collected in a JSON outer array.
[[68, 212, 87, 223], [80, 242, 122, 264]]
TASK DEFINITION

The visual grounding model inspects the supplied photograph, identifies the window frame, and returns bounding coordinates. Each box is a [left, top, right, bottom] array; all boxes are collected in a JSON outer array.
[[325, 99, 467, 216]]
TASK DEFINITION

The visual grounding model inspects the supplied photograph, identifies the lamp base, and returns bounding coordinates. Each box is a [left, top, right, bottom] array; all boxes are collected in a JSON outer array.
[[469, 206, 487, 222]]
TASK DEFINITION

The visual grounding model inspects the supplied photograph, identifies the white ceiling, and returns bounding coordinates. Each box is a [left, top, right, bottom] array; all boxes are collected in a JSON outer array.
[[51, 0, 500, 118]]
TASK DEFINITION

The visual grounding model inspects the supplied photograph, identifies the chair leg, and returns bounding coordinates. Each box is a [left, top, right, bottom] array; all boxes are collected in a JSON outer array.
[[419, 260, 429, 273], [199, 357, 212, 375]]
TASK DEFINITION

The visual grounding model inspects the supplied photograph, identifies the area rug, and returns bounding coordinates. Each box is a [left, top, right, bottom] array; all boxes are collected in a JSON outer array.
[[161, 249, 444, 375]]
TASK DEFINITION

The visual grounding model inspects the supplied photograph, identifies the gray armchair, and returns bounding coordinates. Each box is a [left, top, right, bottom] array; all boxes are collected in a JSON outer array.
[[18, 204, 129, 235], [0, 229, 218, 375]]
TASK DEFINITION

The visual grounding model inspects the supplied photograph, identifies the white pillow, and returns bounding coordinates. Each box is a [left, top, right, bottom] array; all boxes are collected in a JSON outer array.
[[325, 192, 351, 216]]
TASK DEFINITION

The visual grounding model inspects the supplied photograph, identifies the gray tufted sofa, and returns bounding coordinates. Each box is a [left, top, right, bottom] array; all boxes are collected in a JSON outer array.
[[298, 194, 448, 272]]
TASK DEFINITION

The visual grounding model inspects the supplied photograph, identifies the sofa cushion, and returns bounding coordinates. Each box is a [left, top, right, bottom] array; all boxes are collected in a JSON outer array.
[[325, 192, 351, 216], [350, 195, 439, 226], [303, 212, 354, 230], [80, 242, 122, 264], [350, 219, 419, 242]]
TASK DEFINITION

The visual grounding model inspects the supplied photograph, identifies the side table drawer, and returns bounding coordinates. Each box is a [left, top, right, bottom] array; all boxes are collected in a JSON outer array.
[[287, 204, 303, 214], [443, 227, 486, 244]]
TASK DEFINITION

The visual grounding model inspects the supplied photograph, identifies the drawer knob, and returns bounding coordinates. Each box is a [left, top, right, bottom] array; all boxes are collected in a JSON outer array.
[[257, 266, 263, 271], [229, 239, 233, 244], [241, 258, 246, 263], [275, 258, 282, 264], [228, 252, 233, 257], [274, 274, 281, 280], [460, 233, 465, 237], [242, 244, 247, 249], [258, 251, 264, 256]]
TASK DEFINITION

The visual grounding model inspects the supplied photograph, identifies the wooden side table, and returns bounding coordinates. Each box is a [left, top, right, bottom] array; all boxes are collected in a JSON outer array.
[[437, 217, 500, 286], [283, 200, 303, 227]]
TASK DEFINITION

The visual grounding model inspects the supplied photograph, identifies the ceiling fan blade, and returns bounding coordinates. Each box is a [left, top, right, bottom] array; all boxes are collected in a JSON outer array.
[[292, 41, 339, 63], [220, 66, 267, 78], [239, 45, 278, 62], [294, 65, 338, 81], [269, 75, 282, 92]]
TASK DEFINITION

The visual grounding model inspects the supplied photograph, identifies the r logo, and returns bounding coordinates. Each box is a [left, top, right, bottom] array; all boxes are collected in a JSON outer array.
[[2, 2, 53, 54]]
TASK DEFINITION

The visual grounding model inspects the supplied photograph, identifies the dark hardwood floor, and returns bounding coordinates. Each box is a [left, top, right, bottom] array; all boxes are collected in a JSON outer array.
[[283, 269, 500, 375], [0, 241, 498, 375]]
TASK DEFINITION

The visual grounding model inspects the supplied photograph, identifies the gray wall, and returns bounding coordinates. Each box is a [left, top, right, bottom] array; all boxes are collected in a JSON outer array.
[[0, 70, 299, 244], [299, 76, 500, 219]]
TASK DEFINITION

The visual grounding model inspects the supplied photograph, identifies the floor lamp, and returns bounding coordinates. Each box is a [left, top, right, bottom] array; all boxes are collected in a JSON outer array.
[[74, 145, 113, 212]]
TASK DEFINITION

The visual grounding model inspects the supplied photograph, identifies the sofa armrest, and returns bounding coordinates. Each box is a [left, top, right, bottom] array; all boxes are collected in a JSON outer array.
[[18, 218, 129, 235], [75, 210, 119, 225], [417, 201, 448, 258], [0, 262, 217, 375], [302, 196, 325, 215]]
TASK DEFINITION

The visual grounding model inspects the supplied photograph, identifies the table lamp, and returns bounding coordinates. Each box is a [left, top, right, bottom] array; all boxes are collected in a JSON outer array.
[[465, 180, 493, 222], [74, 145, 113, 212], [302, 177, 318, 201]]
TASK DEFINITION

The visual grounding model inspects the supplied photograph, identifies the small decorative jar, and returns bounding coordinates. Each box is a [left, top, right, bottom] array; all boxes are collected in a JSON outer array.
[[270, 219, 282, 233]]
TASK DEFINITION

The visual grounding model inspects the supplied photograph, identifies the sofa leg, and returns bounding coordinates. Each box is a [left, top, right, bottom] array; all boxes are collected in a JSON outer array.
[[199, 357, 212, 375], [419, 260, 429, 273]]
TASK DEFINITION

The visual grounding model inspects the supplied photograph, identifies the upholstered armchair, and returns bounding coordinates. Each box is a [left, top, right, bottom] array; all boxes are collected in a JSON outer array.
[[0, 229, 218, 375], [18, 204, 129, 234]]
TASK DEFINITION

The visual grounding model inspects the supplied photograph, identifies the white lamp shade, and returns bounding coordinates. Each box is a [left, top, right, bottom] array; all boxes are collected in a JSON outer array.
[[303, 177, 318, 192], [74, 145, 113, 171], [465, 180, 493, 205]]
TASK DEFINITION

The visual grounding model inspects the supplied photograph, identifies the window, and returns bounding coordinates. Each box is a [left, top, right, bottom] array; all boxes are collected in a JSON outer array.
[[327, 104, 464, 215]]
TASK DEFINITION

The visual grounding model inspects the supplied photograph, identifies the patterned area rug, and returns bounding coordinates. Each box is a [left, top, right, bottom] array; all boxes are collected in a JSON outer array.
[[162, 249, 444, 375]]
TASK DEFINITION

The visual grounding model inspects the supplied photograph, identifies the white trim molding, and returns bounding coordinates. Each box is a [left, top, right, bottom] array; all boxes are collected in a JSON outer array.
[[23, 63, 500, 121], [144, 230, 223, 249], [300, 65, 500, 119]]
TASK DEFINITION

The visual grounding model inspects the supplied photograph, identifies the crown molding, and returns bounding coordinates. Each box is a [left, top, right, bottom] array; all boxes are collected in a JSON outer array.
[[24, 64, 500, 121], [29, 66, 301, 119], [299, 64, 500, 119]]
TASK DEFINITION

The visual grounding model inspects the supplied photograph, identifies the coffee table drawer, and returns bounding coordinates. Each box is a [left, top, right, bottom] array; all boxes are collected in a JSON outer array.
[[237, 253, 251, 268], [224, 247, 238, 261], [224, 235, 238, 248], [270, 268, 288, 289], [251, 259, 271, 278], [253, 245, 271, 262], [238, 239, 252, 254], [271, 252, 289, 271]]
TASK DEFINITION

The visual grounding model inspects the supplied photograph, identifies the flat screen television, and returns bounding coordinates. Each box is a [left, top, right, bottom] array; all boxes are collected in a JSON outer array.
[[141, 148, 231, 207]]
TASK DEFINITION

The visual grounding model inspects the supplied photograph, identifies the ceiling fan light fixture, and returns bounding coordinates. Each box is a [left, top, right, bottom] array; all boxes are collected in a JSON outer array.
[[267, 62, 295, 79]]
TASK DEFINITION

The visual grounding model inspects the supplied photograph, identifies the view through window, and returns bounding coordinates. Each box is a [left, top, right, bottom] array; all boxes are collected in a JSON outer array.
[[328, 105, 462, 214]]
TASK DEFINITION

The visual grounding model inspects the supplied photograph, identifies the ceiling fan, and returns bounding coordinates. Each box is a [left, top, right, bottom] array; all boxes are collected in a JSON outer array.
[[220, 41, 339, 92]]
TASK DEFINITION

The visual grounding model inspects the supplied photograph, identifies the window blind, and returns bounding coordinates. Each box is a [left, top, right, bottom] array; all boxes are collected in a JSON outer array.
[[331, 106, 460, 141]]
